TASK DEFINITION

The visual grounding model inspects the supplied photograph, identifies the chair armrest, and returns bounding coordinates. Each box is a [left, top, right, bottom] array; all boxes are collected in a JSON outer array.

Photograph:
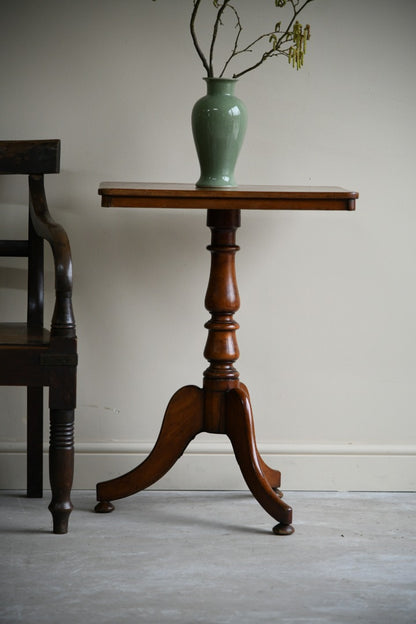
[[29, 174, 76, 338]]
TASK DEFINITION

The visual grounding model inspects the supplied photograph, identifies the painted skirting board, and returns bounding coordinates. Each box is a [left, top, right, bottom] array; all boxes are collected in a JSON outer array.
[[1, 442, 415, 491]]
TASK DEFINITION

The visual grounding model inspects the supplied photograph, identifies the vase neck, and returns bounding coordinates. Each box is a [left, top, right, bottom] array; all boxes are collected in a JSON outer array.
[[204, 78, 237, 96]]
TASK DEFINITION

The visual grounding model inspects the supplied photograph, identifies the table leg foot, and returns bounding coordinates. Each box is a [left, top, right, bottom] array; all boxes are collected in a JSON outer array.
[[96, 385, 204, 505], [273, 522, 295, 536], [95, 501, 115, 513], [225, 387, 293, 529]]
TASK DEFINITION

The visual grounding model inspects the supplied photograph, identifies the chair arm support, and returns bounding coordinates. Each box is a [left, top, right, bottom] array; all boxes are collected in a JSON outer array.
[[29, 174, 76, 338]]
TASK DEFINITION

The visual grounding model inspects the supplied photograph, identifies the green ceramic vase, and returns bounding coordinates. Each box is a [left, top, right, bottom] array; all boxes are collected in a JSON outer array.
[[192, 78, 247, 188]]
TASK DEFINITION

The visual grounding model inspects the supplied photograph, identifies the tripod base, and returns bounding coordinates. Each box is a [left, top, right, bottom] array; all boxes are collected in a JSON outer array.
[[96, 383, 293, 534], [96, 208, 294, 534]]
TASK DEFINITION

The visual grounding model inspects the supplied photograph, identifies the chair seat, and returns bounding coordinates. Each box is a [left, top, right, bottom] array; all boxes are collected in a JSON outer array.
[[0, 322, 50, 346]]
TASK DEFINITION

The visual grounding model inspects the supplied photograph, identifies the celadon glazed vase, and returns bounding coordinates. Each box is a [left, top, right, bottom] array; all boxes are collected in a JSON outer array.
[[192, 78, 247, 188]]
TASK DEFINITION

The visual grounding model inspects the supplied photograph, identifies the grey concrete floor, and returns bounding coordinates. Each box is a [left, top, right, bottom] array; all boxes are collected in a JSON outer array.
[[1, 490, 415, 624]]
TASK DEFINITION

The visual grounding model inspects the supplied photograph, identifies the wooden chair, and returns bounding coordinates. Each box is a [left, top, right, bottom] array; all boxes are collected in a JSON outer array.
[[0, 140, 77, 533]]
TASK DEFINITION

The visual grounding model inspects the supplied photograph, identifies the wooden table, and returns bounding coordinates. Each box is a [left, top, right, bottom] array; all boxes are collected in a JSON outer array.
[[95, 183, 358, 535]]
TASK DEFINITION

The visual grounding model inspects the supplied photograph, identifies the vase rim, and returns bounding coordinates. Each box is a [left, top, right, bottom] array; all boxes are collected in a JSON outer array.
[[203, 77, 238, 82]]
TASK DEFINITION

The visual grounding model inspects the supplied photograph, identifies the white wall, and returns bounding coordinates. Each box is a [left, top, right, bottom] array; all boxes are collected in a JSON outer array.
[[1, 0, 415, 491]]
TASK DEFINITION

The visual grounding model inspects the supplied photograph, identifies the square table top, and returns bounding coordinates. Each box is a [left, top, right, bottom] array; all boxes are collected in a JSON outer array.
[[99, 182, 358, 211]]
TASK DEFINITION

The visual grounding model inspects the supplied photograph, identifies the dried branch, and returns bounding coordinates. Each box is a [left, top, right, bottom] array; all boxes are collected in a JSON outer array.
[[154, 0, 316, 79], [209, 0, 232, 77], [190, 0, 211, 76], [229, 0, 315, 78]]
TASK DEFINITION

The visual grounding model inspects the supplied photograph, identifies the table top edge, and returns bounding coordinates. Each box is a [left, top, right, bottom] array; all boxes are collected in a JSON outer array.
[[98, 182, 359, 200]]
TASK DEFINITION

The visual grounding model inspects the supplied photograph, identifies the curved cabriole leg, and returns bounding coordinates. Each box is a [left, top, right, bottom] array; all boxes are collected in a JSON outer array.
[[95, 385, 204, 511], [48, 409, 74, 534], [238, 383, 282, 494], [238, 383, 282, 495], [225, 388, 294, 535]]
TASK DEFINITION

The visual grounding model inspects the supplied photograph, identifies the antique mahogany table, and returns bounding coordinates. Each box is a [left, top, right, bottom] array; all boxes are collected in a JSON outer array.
[[95, 183, 358, 535]]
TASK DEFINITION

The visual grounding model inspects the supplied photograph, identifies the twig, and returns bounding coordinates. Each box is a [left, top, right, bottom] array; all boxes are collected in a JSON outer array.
[[219, 4, 243, 77], [190, 0, 210, 76], [209, 0, 232, 77], [188, 0, 315, 79]]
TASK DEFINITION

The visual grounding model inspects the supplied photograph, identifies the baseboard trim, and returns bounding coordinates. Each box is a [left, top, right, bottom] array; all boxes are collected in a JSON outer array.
[[1, 441, 415, 491]]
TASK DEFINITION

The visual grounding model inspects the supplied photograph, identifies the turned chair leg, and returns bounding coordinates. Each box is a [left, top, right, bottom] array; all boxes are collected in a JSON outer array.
[[48, 409, 74, 534]]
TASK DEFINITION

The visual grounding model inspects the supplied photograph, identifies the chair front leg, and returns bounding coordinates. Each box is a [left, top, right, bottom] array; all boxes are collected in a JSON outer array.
[[48, 408, 74, 534]]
